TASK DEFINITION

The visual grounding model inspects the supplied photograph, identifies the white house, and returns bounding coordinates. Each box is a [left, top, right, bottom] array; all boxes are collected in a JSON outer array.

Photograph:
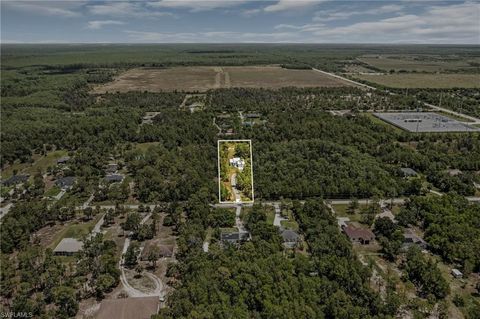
[[229, 157, 245, 171]]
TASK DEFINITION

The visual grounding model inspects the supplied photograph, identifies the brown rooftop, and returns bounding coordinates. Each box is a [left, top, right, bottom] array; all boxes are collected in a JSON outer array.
[[96, 297, 159, 319], [343, 225, 375, 241]]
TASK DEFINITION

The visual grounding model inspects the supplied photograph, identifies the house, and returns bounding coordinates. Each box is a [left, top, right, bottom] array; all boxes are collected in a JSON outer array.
[[96, 296, 160, 319], [229, 157, 245, 171], [451, 268, 463, 279], [221, 231, 250, 245], [105, 174, 124, 183], [53, 238, 83, 256], [245, 113, 261, 119], [55, 176, 76, 189], [402, 229, 427, 250], [343, 225, 375, 245], [280, 229, 300, 249], [140, 244, 174, 261], [57, 156, 71, 165], [400, 167, 417, 178], [2, 174, 29, 187]]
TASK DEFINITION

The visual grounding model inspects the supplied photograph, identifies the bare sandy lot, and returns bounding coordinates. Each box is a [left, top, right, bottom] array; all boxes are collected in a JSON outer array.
[[93, 66, 352, 93]]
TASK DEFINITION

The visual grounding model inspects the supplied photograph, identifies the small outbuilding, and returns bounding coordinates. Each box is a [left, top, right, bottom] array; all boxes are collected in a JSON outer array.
[[451, 268, 463, 279], [53, 238, 83, 256], [402, 229, 427, 250]]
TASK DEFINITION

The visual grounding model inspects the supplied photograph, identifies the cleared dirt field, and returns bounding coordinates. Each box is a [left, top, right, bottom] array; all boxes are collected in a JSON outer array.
[[355, 73, 480, 89], [93, 66, 352, 93], [359, 55, 480, 73], [225, 66, 350, 88]]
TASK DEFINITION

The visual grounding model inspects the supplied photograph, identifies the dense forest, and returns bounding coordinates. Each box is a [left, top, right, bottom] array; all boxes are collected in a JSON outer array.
[[157, 199, 400, 318]]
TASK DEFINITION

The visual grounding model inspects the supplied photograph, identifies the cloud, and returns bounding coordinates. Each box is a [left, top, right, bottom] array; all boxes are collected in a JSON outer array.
[[148, 0, 248, 12], [311, 2, 480, 43], [313, 4, 404, 22], [264, 0, 323, 12], [87, 20, 125, 30], [274, 23, 325, 32], [88, 2, 174, 18], [124, 29, 309, 43], [3, 1, 81, 17]]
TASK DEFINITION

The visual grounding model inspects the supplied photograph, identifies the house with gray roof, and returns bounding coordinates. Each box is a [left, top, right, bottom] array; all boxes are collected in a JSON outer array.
[[53, 238, 83, 256], [280, 229, 300, 249], [55, 176, 76, 189]]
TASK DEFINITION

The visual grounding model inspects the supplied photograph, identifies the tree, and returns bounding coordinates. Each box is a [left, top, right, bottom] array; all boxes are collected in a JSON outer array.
[[53, 286, 78, 318], [148, 246, 160, 269], [124, 242, 140, 267]]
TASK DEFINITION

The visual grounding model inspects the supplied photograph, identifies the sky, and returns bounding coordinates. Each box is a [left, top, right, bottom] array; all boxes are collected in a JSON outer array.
[[1, 0, 479, 44]]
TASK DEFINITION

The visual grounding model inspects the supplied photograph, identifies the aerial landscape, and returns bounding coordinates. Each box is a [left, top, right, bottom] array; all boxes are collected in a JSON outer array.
[[1, 1, 479, 319]]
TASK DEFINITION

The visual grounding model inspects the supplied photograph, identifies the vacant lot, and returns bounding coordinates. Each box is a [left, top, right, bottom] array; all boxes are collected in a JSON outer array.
[[224, 66, 351, 88], [355, 73, 480, 89], [359, 55, 480, 73], [93, 66, 352, 93]]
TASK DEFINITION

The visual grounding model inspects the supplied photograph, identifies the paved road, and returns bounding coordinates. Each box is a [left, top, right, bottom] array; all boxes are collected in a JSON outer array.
[[313, 68, 480, 125]]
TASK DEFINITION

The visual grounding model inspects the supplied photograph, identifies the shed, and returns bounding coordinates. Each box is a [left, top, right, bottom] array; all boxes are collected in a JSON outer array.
[[96, 297, 160, 319], [402, 229, 427, 249], [53, 238, 83, 256], [451, 268, 463, 279]]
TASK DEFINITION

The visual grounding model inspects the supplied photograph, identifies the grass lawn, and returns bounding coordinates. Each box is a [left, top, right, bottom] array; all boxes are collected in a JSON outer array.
[[355, 73, 480, 89], [44, 185, 61, 197], [1, 150, 68, 179], [332, 203, 368, 222], [49, 214, 103, 249], [134, 142, 159, 152], [280, 220, 299, 231]]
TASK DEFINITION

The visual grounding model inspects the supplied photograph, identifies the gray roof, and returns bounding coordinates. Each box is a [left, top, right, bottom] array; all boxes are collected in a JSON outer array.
[[57, 156, 71, 164], [281, 229, 300, 242], [221, 231, 249, 243], [2, 174, 29, 186], [55, 176, 76, 188], [53, 238, 83, 253], [105, 174, 124, 182], [400, 168, 417, 176]]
